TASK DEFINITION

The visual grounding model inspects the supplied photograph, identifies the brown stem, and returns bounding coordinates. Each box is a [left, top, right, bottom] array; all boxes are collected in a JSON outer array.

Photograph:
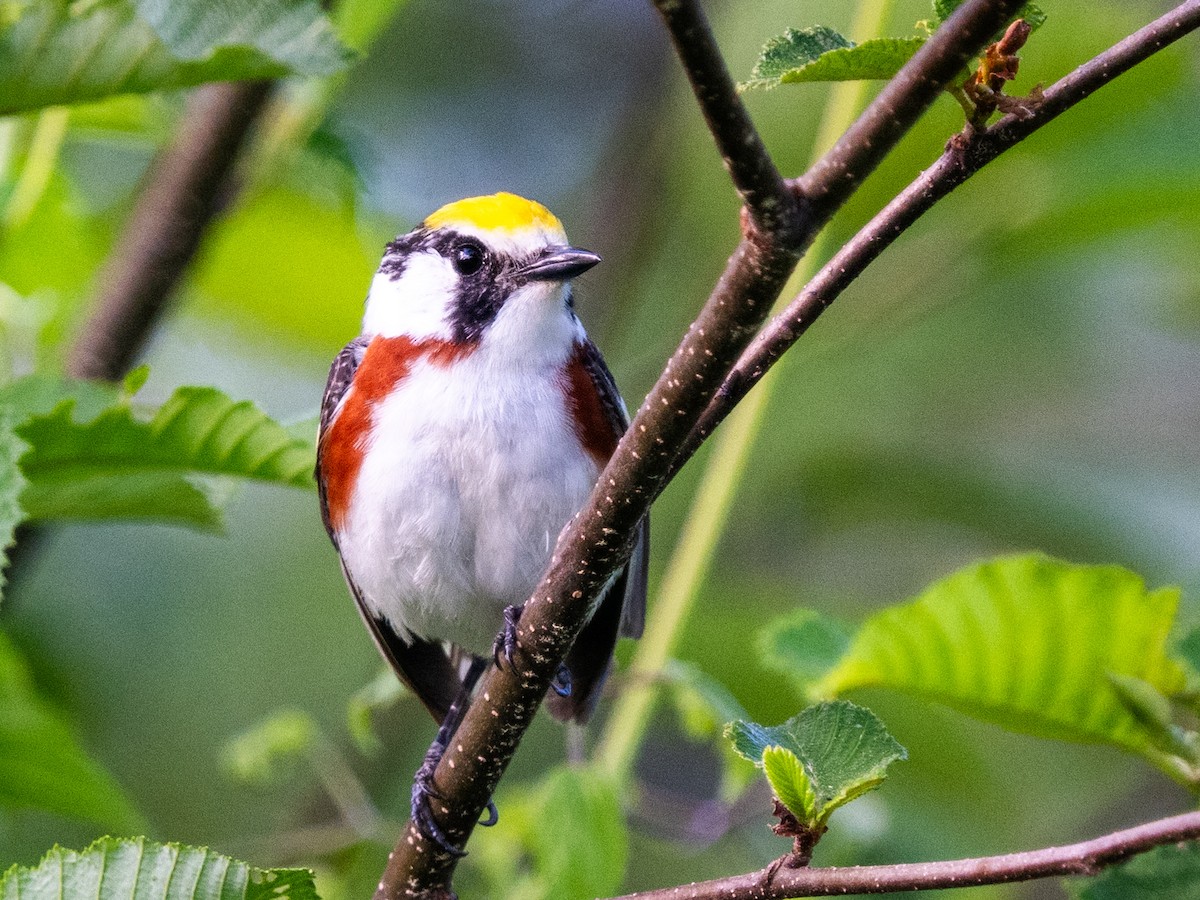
[[649, 0, 798, 236], [608, 810, 1200, 899], [379, 2, 1024, 896], [67, 80, 272, 382]]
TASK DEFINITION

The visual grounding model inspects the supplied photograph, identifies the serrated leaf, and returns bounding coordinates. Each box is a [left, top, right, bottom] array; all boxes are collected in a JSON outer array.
[[812, 555, 1189, 761], [745, 26, 851, 86], [759, 608, 853, 692], [0, 837, 318, 900], [741, 26, 925, 91], [135, 0, 350, 71], [15, 383, 316, 531], [0, 374, 121, 421], [1070, 843, 1200, 900], [0, 630, 142, 830], [727, 701, 906, 827], [761, 745, 817, 822], [0, 0, 353, 117]]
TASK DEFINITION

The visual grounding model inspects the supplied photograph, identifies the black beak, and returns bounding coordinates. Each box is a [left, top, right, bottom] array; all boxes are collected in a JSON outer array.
[[522, 246, 602, 282]]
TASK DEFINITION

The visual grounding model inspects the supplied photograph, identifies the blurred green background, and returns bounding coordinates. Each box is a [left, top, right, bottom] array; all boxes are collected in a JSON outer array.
[[2, 0, 1199, 897]]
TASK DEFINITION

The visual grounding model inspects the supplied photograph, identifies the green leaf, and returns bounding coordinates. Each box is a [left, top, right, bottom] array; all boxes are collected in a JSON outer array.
[[0, 409, 28, 603], [746, 26, 851, 85], [1177, 626, 1200, 678], [528, 767, 628, 900], [662, 658, 749, 739], [660, 659, 758, 804], [0, 0, 353, 117], [0, 373, 121, 421], [332, 0, 409, 52], [347, 668, 405, 755], [0, 837, 318, 900], [223, 709, 317, 786], [812, 555, 1189, 760], [0, 630, 142, 830], [741, 26, 925, 90], [1070, 843, 1200, 900], [15, 382, 316, 531], [934, 0, 1045, 29], [759, 608, 853, 692], [727, 701, 906, 827], [135, 0, 350, 72], [761, 745, 817, 822]]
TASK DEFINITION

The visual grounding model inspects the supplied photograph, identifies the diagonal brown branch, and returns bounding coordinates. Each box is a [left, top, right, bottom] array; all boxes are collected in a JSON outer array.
[[679, 0, 1200, 466], [67, 80, 272, 382], [378, 1, 1024, 896], [608, 810, 1200, 899]]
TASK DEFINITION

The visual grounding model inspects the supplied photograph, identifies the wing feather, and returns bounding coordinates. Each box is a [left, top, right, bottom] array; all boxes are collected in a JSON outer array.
[[317, 336, 461, 725]]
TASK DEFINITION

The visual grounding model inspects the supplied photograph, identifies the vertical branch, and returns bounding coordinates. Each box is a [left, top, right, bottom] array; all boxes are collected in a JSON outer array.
[[67, 80, 273, 382]]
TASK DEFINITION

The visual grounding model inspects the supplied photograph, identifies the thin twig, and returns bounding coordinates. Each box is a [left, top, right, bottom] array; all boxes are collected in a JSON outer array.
[[650, 0, 798, 235], [681, 0, 1200, 462], [67, 80, 272, 382], [378, 2, 1023, 896], [608, 810, 1200, 899]]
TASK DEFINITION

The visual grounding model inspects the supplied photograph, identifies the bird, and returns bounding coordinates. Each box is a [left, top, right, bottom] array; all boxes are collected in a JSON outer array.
[[315, 192, 647, 852]]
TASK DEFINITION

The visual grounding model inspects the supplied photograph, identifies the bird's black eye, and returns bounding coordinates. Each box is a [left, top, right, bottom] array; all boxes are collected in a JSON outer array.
[[452, 241, 486, 276]]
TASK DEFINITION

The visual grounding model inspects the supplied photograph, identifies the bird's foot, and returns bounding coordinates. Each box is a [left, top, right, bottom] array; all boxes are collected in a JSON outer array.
[[411, 738, 465, 856], [411, 743, 501, 854], [493, 604, 524, 669]]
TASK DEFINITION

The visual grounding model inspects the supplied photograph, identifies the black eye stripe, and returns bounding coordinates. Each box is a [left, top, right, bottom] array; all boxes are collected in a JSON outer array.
[[377, 227, 554, 342]]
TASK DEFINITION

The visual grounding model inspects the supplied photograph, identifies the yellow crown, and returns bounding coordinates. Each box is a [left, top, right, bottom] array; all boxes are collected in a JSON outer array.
[[423, 192, 565, 238]]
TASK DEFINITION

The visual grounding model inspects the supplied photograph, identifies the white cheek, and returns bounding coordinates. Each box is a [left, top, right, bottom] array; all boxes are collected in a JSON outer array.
[[362, 253, 455, 339]]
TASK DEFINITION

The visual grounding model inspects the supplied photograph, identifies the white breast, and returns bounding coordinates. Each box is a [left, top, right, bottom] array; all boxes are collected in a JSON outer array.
[[336, 342, 600, 657]]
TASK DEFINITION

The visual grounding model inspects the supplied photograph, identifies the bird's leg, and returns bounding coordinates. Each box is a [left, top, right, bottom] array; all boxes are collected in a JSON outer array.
[[493, 603, 573, 698], [411, 657, 498, 856]]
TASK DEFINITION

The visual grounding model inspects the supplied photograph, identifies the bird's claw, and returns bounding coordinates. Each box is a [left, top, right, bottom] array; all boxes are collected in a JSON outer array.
[[479, 800, 499, 828], [492, 604, 524, 669], [551, 663, 573, 698], [412, 760, 500, 849]]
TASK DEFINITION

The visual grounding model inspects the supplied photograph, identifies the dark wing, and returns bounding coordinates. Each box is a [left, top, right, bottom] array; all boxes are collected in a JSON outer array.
[[316, 336, 369, 542], [342, 559, 462, 724], [546, 338, 649, 722], [316, 336, 462, 724]]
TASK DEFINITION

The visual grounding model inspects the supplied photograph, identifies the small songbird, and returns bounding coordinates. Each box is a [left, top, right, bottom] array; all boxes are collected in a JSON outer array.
[[315, 193, 647, 848]]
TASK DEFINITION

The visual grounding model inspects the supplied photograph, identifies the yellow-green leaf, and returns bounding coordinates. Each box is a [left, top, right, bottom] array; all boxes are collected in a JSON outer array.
[[813, 555, 1188, 758], [727, 701, 905, 827]]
